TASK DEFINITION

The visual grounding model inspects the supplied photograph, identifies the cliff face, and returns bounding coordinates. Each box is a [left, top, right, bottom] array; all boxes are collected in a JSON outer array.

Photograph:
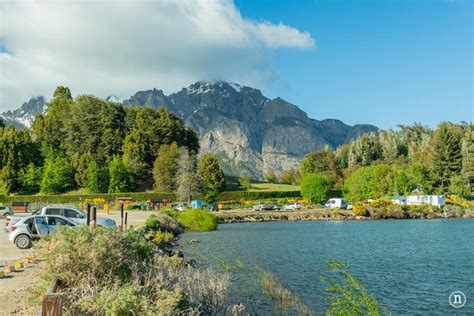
[[3, 82, 377, 178], [124, 81, 378, 178]]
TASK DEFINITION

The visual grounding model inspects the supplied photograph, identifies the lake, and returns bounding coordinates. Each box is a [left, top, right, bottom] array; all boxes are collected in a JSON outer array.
[[180, 219, 474, 315]]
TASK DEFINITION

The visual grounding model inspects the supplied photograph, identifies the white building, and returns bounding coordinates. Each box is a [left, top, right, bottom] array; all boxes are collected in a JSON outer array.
[[406, 195, 445, 207]]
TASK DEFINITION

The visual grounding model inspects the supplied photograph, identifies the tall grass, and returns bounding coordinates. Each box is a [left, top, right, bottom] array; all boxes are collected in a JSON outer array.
[[261, 271, 315, 315], [177, 209, 218, 232], [33, 226, 230, 315]]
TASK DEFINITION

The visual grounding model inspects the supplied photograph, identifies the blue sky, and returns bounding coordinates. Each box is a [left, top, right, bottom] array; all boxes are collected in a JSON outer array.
[[236, 0, 473, 128], [0, 0, 471, 129]]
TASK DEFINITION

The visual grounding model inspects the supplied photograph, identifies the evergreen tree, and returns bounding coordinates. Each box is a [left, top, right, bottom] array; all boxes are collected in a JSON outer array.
[[198, 154, 226, 200], [432, 124, 463, 190], [108, 156, 133, 193], [86, 161, 109, 193], [153, 142, 180, 192]]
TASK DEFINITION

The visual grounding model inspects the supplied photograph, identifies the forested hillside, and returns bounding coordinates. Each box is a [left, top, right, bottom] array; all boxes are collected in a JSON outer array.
[[285, 123, 473, 202], [0, 87, 225, 201]]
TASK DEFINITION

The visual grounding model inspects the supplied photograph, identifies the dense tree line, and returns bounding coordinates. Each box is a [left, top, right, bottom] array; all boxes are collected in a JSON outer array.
[[296, 122, 472, 202], [0, 86, 225, 201]]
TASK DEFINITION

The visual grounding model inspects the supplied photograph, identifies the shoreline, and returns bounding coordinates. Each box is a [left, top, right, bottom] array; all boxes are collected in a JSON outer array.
[[216, 209, 474, 224]]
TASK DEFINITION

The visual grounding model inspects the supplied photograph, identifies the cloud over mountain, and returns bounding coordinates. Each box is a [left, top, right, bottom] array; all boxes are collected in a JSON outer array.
[[0, 0, 314, 111]]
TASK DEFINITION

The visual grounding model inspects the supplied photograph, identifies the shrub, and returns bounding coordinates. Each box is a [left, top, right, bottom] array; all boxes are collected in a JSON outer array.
[[370, 199, 393, 208], [33, 225, 229, 315], [352, 202, 369, 217], [178, 209, 218, 231], [321, 259, 387, 315], [153, 230, 175, 246], [145, 213, 183, 235]]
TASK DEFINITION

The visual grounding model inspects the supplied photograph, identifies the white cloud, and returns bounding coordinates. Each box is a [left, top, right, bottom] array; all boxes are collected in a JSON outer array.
[[0, 0, 314, 110]]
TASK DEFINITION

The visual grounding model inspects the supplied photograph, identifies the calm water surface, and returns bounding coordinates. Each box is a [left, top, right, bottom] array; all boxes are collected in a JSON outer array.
[[180, 219, 474, 315]]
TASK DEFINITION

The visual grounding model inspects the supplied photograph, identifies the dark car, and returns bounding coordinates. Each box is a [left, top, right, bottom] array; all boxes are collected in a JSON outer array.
[[207, 204, 218, 212]]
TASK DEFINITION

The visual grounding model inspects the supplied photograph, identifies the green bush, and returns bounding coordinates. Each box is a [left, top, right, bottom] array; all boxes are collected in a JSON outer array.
[[159, 207, 179, 219], [178, 209, 218, 231], [33, 225, 229, 315], [300, 173, 333, 204], [153, 230, 175, 246]]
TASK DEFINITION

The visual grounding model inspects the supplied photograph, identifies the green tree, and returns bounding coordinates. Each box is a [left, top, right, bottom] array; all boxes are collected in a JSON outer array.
[[280, 168, 300, 185], [176, 148, 201, 202], [449, 175, 469, 197], [379, 130, 400, 162], [108, 156, 133, 193], [86, 161, 109, 193], [198, 154, 226, 193], [300, 147, 341, 183], [432, 124, 463, 191], [265, 170, 279, 184], [300, 173, 333, 204], [153, 142, 180, 192], [40, 156, 76, 193], [239, 176, 252, 190], [18, 163, 42, 194]]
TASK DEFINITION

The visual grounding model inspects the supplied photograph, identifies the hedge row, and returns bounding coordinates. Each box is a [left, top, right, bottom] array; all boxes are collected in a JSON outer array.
[[0, 190, 301, 205], [218, 190, 301, 201], [0, 192, 176, 204]]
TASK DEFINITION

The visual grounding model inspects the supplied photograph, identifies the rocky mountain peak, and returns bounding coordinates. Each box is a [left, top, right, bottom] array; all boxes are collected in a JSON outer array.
[[1, 96, 46, 128], [3, 82, 378, 178]]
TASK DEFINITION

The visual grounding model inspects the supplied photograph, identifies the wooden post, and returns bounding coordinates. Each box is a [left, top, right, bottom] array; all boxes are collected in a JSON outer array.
[[124, 212, 128, 231], [42, 294, 63, 316], [86, 204, 91, 226], [120, 203, 124, 232], [92, 206, 97, 229]]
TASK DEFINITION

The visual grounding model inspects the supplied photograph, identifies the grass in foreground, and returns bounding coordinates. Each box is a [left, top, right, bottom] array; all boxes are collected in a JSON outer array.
[[32, 226, 229, 315]]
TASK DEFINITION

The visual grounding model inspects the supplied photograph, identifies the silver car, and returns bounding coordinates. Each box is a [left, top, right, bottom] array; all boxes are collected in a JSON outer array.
[[8, 215, 77, 249], [0, 206, 13, 217]]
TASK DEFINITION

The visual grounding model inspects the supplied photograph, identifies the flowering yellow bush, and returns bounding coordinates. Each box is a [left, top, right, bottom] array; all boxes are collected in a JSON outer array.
[[370, 199, 393, 208], [353, 202, 368, 216]]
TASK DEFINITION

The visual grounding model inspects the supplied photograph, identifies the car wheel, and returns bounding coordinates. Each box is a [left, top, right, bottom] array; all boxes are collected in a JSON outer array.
[[15, 234, 32, 249]]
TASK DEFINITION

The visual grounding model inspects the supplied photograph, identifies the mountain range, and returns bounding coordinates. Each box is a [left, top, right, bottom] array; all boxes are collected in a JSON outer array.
[[1, 82, 378, 178]]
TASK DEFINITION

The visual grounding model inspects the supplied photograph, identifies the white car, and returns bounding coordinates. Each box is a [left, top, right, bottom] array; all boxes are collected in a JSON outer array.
[[284, 203, 301, 210], [174, 203, 188, 211], [8, 215, 78, 249]]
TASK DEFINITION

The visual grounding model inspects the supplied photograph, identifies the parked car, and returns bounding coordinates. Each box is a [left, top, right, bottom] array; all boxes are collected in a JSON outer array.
[[8, 215, 78, 249], [253, 203, 274, 211], [174, 203, 188, 211], [269, 203, 281, 210], [207, 203, 218, 212], [284, 203, 301, 211], [6, 205, 116, 233], [325, 198, 348, 209], [0, 206, 13, 217]]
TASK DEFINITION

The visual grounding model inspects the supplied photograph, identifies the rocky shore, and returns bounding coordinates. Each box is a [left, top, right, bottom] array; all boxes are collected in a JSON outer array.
[[216, 207, 474, 224]]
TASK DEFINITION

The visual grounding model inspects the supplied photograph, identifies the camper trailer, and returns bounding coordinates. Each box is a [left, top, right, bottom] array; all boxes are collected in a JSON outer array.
[[325, 198, 347, 209], [406, 195, 445, 207]]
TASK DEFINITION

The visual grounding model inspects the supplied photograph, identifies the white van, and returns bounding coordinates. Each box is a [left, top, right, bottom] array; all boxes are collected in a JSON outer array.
[[325, 198, 347, 209]]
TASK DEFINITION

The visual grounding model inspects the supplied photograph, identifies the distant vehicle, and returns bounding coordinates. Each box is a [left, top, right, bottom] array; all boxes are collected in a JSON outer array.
[[174, 203, 188, 211], [325, 198, 347, 209], [6, 205, 116, 232], [253, 203, 273, 211], [8, 215, 78, 249], [207, 203, 218, 212], [284, 203, 301, 211], [269, 203, 281, 211], [1, 206, 13, 217]]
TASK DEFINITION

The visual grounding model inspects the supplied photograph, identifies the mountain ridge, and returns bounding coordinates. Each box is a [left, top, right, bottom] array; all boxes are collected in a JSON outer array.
[[1, 81, 378, 178]]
